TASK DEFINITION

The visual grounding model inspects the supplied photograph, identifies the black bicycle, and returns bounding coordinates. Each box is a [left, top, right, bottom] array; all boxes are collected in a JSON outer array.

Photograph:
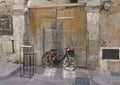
[[42, 46, 77, 71]]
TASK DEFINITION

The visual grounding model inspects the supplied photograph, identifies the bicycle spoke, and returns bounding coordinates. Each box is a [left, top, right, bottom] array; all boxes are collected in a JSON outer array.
[[63, 56, 77, 71]]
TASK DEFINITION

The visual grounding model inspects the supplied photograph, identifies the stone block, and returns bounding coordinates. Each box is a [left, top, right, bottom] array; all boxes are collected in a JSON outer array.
[[87, 0, 101, 6], [2, 40, 14, 53], [13, 0, 25, 5], [12, 5, 24, 10], [0, 1, 12, 16], [87, 13, 100, 40], [87, 40, 99, 70], [87, 56, 98, 70], [88, 40, 99, 55], [107, 61, 120, 72]]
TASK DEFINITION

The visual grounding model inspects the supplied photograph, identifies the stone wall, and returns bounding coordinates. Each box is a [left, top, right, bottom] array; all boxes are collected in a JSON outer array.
[[0, 0, 25, 62], [100, 0, 120, 72], [51, 0, 70, 3], [85, 0, 101, 70], [85, 0, 120, 72], [0, 0, 120, 72], [100, 0, 120, 47]]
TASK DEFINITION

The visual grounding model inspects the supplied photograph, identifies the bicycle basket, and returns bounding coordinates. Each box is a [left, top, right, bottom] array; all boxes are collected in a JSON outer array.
[[67, 46, 75, 55], [68, 50, 74, 55]]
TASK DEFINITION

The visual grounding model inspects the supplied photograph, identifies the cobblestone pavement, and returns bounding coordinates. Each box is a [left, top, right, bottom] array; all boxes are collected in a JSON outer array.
[[0, 67, 120, 85]]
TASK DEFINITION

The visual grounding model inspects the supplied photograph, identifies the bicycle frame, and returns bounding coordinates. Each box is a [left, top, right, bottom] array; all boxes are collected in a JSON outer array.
[[53, 48, 71, 65]]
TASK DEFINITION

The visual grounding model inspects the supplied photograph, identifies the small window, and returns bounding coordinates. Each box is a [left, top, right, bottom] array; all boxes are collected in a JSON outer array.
[[0, 15, 13, 35]]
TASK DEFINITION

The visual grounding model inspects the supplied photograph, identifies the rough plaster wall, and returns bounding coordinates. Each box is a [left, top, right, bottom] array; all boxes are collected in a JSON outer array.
[[0, 0, 25, 62], [100, 0, 120, 72]]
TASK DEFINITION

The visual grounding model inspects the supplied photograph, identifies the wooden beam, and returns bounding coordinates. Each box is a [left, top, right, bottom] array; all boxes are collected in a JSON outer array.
[[42, 16, 74, 20], [28, 3, 86, 9]]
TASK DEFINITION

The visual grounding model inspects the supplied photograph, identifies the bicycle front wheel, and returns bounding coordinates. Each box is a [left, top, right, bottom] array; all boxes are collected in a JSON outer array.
[[63, 56, 77, 71]]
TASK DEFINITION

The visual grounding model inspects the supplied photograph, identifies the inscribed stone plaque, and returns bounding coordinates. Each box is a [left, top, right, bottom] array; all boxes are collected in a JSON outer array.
[[102, 49, 119, 59]]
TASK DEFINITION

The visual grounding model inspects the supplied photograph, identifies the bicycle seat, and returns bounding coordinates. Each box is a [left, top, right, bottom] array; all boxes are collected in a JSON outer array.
[[50, 49, 57, 51]]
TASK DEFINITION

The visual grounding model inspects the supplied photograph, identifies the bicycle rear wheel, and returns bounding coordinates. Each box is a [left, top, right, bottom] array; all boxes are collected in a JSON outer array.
[[41, 53, 52, 68], [63, 56, 77, 71]]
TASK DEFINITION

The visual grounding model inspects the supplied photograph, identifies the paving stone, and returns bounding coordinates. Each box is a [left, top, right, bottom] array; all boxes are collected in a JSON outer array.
[[92, 76, 110, 85], [0, 67, 120, 85], [0, 61, 19, 80], [114, 83, 120, 85], [90, 80, 100, 85], [111, 72, 120, 77], [75, 69, 89, 78], [112, 76, 120, 83], [74, 77, 90, 85], [89, 71, 111, 77]]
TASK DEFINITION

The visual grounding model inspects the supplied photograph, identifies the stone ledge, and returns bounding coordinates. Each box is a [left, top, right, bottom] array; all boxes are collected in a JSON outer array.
[[12, 5, 24, 10], [78, 0, 101, 6], [13, 0, 25, 5]]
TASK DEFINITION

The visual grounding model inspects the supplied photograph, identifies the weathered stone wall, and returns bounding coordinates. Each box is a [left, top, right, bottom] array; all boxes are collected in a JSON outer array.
[[85, 0, 101, 70], [29, 0, 70, 6], [100, 0, 120, 72], [100, 0, 120, 47], [85, 0, 120, 72], [0, 0, 12, 16], [0, 0, 119, 72], [51, 0, 70, 3], [0, 0, 25, 62]]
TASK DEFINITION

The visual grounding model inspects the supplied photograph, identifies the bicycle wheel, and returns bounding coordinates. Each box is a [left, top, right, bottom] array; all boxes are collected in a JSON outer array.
[[63, 56, 77, 71], [41, 53, 51, 67]]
